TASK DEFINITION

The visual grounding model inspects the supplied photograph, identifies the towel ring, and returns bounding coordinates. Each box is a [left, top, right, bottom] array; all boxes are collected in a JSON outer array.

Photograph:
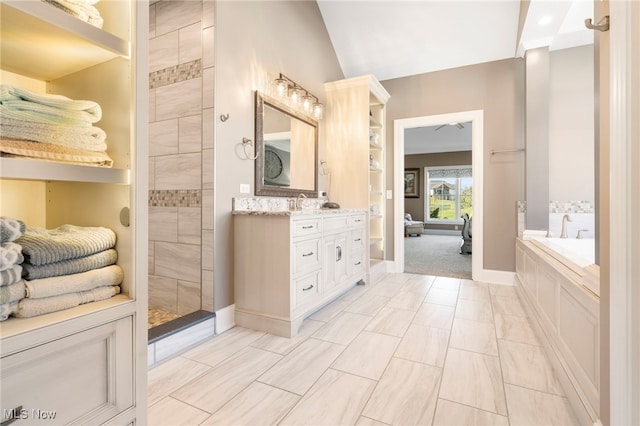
[[241, 137, 259, 160]]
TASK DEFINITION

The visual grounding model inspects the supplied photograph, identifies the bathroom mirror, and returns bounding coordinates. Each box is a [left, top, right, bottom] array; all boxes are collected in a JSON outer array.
[[254, 91, 318, 197]]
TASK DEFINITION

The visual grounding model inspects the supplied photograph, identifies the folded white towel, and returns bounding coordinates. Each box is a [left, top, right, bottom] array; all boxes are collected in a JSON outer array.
[[43, 0, 104, 28], [0, 242, 23, 271], [0, 281, 26, 304], [15, 285, 120, 318], [0, 264, 23, 287], [1, 217, 26, 243], [1, 116, 107, 151], [0, 138, 113, 167], [25, 264, 123, 299], [0, 301, 19, 321]]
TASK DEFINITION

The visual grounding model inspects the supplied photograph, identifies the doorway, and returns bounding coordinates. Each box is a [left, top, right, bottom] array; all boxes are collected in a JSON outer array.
[[394, 110, 484, 280]]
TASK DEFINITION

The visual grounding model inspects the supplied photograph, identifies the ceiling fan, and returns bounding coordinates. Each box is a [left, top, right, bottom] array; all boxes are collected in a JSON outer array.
[[434, 122, 465, 131]]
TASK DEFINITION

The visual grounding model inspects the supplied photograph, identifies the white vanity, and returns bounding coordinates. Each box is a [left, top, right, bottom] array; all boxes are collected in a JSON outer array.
[[233, 206, 369, 337]]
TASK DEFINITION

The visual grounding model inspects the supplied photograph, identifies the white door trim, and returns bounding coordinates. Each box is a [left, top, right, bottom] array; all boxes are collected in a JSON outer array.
[[393, 110, 484, 281]]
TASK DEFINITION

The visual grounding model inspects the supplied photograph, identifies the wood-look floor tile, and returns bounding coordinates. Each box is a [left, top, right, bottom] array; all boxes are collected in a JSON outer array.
[[355, 417, 390, 426], [180, 326, 265, 367], [368, 281, 404, 298], [171, 347, 282, 413], [312, 312, 371, 345], [413, 303, 455, 329], [461, 279, 489, 289], [492, 294, 527, 317], [200, 382, 299, 426], [431, 276, 461, 291], [494, 313, 540, 345], [332, 331, 400, 380], [280, 369, 376, 426], [498, 340, 564, 396], [147, 356, 211, 405], [505, 384, 579, 425], [455, 299, 494, 323], [439, 348, 507, 415], [258, 338, 345, 395], [148, 396, 210, 426], [308, 298, 352, 322], [250, 319, 325, 355], [340, 284, 369, 302], [425, 288, 459, 307], [386, 290, 426, 311], [362, 358, 441, 425], [365, 307, 415, 337], [344, 293, 390, 316], [401, 275, 434, 295], [489, 283, 519, 298], [458, 284, 491, 302], [432, 399, 509, 425], [449, 318, 499, 356], [394, 323, 449, 367]]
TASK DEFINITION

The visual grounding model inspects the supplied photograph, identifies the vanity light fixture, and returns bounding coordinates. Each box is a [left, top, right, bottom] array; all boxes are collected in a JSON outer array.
[[272, 73, 324, 120]]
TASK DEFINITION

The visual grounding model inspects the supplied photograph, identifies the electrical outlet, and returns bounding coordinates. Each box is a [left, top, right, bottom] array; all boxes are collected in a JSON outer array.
[[239, 184, 250, 194]]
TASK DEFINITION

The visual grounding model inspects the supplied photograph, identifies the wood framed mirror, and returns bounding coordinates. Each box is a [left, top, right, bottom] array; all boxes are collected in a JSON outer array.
[[254, 91, 318, 197]]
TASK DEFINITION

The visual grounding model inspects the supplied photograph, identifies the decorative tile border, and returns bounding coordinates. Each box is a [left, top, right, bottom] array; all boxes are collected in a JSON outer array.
[[549, 200, 594, 214], [517, 200, 526, 213], [149, 189, 201, 207], [149, 59, 202, 89]]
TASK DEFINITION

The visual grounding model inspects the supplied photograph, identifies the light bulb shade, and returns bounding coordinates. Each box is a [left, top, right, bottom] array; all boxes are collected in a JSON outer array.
[[313, 102, 324, 120], [274, 77, 289, 97], [290, 87, 303, 105], [302, 95, 314, 113]]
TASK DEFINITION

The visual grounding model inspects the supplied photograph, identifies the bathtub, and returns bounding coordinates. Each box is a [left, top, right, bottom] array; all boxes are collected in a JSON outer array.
[[531, 237, 595, 271]]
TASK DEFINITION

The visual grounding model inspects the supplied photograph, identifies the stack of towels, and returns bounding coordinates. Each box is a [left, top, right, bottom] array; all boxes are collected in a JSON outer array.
[[0, 84, 113, 167], [13, 224, 122, 319], [43, 0, 104, 28], [0, 218, 27, 321]]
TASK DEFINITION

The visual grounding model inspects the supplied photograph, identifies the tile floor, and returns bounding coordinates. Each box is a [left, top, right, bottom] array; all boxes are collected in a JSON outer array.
[[147, 273, 579, 425]]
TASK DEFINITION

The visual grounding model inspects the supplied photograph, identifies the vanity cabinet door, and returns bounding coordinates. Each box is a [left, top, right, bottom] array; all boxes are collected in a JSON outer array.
[[323, 232, 348, 292]]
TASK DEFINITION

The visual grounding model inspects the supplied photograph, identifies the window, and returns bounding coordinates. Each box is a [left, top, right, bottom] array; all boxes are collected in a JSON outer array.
[[425, 166, 472, 222]]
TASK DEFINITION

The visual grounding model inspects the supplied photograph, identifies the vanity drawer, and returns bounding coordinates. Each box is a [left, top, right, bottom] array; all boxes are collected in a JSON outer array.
[[294, 271, 321, 308], [292, 218, 322, 239], [349, 250, 366, 277], [1, 316, 133, 425], [293, 238, 321, 275], [348, 213, 367, 228], [350, 229, 366, 251], [323, 215, 349, 233]]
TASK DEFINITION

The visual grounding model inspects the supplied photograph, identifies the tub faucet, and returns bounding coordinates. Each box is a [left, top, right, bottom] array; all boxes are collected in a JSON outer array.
[[560, 214, 572, 238], [576, 229, 589, 239]]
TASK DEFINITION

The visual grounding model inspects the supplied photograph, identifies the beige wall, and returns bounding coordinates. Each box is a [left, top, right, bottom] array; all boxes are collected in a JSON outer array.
[[214, 1, 343, 309], [382, 58, 526, 272], [404, 151, 472, 224]]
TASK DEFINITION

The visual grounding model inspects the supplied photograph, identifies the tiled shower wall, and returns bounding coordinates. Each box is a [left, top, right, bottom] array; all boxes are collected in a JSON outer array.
[[148, 0, 215, 316]]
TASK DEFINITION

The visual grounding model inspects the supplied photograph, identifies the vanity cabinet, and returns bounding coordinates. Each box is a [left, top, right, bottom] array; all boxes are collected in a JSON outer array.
[[0, 1, 147, 424], [324, 75, 390, 268], [234, 210, 368, 337]]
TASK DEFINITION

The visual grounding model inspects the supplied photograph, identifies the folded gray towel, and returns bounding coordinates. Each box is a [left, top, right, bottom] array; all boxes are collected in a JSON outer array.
[[0, 242, 23, 271], [23, 249, 117, 279], [17, 224, 116, 266], [0, 280, 25, 304], [0, 264, 23, 287], [14, 285, 120, 318], [0, 301, 18, 321], [25, 264, 123, 299], [1, 217, 26, 243]]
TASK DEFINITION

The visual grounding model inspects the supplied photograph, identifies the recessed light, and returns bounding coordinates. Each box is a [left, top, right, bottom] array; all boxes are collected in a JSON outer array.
[[538, 16, 553, 26]]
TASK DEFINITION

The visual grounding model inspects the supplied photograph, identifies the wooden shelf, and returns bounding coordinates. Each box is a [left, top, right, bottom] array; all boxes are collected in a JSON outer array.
[[369, 167, 383, 173], [369, 116, 382, 128], [1, 1, 129, 81], [0, 157, 130, 185]]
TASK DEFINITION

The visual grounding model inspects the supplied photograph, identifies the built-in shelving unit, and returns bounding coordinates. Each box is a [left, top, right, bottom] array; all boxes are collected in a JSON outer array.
[[0, 1, 147, 423], [325, 75, 390, 272]]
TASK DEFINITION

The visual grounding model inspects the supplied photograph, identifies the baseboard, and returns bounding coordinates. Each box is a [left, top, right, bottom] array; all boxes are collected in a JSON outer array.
[[422, 229, 461, 236], [215, 304, 236, 334], [384, 260, 395, 273], [479, 269, 515, 285]]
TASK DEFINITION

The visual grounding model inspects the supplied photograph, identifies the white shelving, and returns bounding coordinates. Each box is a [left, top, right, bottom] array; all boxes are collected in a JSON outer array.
[[0, 1, 147, 424]]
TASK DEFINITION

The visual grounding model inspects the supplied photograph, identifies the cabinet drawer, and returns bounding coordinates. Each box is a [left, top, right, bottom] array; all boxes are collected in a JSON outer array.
[[349, 250, 366, 277], [293, 238, 321, 275], [292, 218, 322, 239], [294, 271, 321, 308], [350, 229, 366, 251], [324, 216, 349, 233], [348, 214, 367, 228], [1, 316, 133, 425]]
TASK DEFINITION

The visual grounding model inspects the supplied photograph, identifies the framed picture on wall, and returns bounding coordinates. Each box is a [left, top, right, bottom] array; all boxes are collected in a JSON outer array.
[[404, 168, 420, 198]]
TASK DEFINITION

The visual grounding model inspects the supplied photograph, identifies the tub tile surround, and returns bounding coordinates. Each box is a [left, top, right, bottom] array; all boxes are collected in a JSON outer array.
[[148, 272, 579, 425], [148, 0, 215, 321]]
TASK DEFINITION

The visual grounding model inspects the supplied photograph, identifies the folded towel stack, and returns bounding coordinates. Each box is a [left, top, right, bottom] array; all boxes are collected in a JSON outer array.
[[13, 224, 122, 319], [42, 0, 104, 28], [0, 84, 112, 167], [0, 218, 27, 321]]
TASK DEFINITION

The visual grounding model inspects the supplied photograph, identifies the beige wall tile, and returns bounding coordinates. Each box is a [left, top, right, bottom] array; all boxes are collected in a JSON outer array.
[[149, 88, 156, 122], [154, 241, 201, 282], [202, 26, 215, 69], [154, 153, 202, 190], [178, 280, 202, 315], [178, 207, 201, 244], [149, 157, 155, 190], [201, 269, 214, 312], [148, 274, 177, 313], [202, 0, 214, 29], [155, 0, 202, 36], [149, 3, 156, 38], [156, 78, 202, 121], [150, 31, 179, 72], [202, 148, 213, 189], [149, 207, 178, 242], [148, 241, 155, 275], [150, 119, 179, 156], [202, 189, 213, 230], [202, 108, 214, 149], [201, 230, 213, 270], [179, 115, 202, 153], [179, 22, 202, 64], [202, 67, 214, 109]]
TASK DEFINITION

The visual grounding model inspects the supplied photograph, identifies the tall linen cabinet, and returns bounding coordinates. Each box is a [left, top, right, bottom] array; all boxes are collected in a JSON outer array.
[[324, 75, 390, 270], [0, 1, 148, 424]]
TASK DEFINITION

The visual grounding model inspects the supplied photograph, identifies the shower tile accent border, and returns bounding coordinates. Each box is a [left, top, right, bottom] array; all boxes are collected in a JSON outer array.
[[149, 189, 201, 207], [549, 201, 594, 214], [149, 59, 203, 89]]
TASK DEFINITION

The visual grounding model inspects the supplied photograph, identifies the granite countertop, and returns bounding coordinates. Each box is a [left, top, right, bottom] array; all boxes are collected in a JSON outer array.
[[232, 208, 367, 216]]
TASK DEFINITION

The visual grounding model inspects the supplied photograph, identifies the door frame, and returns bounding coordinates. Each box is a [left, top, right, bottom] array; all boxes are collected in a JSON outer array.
[[393, 110, 484, 280]]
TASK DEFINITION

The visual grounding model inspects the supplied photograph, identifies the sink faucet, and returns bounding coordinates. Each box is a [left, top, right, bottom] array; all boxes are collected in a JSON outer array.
[[295, 193, 307, 211], [560, 214, 572, 238]]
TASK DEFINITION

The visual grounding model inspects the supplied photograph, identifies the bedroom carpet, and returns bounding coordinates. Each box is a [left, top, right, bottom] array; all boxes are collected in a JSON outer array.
[[404, 234, 472, 279]]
